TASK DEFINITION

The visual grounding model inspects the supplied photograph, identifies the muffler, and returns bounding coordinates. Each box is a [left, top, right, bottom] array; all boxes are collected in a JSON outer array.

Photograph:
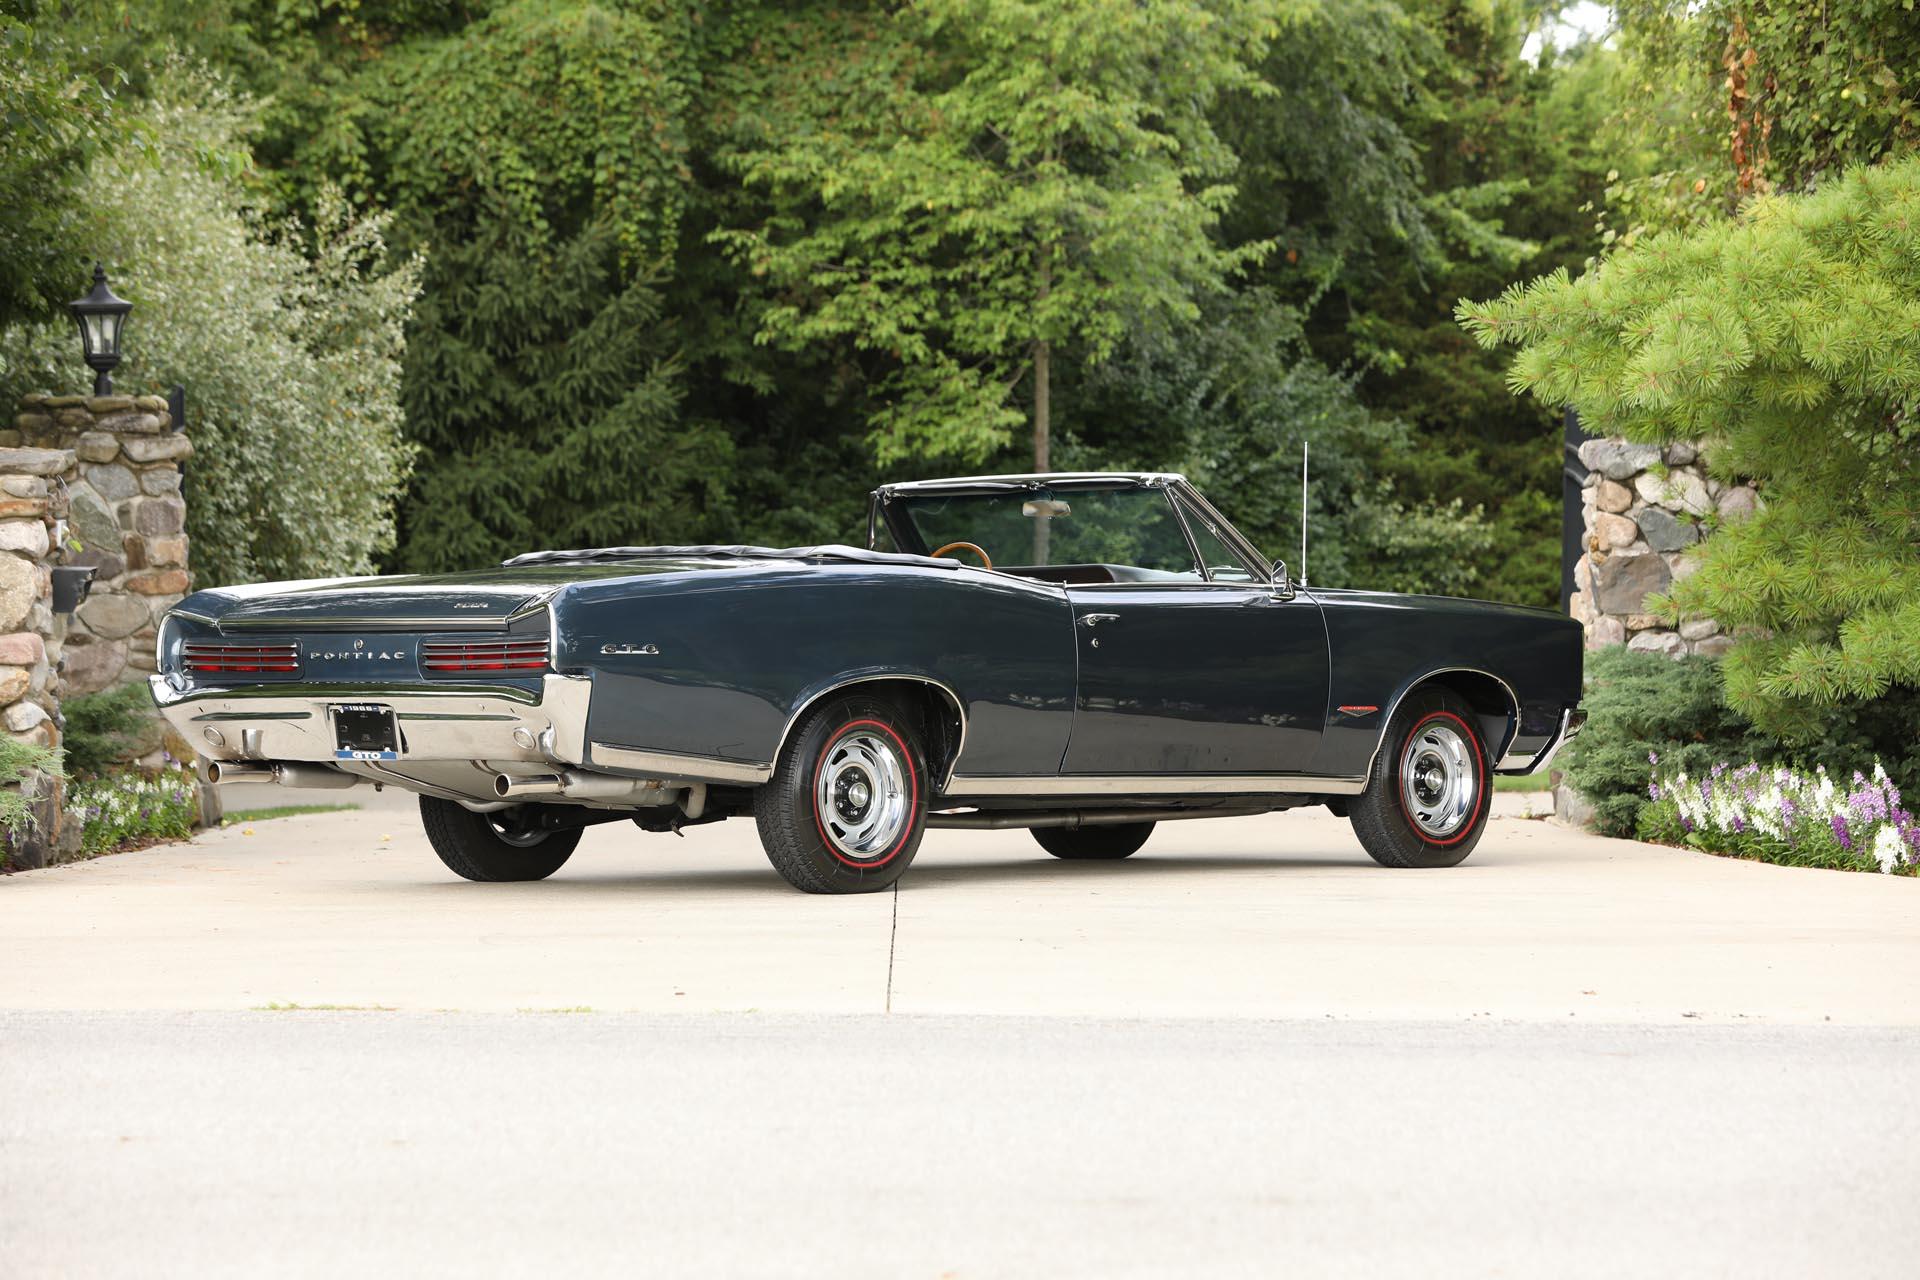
[[494, 771, 671, 804]]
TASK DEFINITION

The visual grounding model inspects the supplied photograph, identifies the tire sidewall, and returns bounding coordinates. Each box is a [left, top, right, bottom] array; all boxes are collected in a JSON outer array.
[[1361, 692, 1492, 867], [762, 695, 929, 892]]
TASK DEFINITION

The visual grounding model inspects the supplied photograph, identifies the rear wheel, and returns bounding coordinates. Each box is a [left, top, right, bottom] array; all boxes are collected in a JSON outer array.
[[1349, 690, 1491, 868], [753, 695, 928, 894], [420, 796, 579, 882], [1033, 822, 1155, 860]]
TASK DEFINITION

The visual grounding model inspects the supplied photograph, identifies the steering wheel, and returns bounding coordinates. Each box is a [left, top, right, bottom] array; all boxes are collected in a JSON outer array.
[[930, 540, 993, 571]]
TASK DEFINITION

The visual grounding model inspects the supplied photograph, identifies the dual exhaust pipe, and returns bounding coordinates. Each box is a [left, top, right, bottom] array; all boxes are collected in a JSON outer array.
[[201, 759, 359, 789], [203, 758, 676, 809]]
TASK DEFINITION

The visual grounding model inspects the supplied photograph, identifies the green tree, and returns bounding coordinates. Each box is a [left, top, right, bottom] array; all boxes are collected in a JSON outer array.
[[714, 0, 1282, 470], [0, 9, 131, 327], [0, 73, 421, 585], [1604, 1, 1920, 240], [1460, 156, 1920, 737]]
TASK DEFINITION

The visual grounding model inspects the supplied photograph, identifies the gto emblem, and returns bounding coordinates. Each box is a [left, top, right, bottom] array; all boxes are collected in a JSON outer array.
[[600, 643, 660, 656], [453, 603, 488, 610]]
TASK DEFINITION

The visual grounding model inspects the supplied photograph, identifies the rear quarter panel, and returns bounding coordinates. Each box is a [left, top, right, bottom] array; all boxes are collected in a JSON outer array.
[[1306, 589, 1583, 778], [556, 562, 1076, 775]]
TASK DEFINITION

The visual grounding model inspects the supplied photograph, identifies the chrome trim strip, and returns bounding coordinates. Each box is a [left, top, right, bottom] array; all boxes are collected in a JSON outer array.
[[587, 743, 773, 786], [941, 773, 1367, 798], [1495, 706, 1585, 776], [1360, 666, 1523, 783], [771, 673, 970, 789], [152, 678, 548, 708]]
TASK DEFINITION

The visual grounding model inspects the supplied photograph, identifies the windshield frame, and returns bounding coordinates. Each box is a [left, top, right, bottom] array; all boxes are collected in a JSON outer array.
[[869, 476, 1272, 586]]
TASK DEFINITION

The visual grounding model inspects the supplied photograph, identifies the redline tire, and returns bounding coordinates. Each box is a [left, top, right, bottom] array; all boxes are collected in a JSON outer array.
[[754, 695, 928, 894], [419, 796, 579, 882], [1349, 689, 1491, 868], [1033, 822, 1156, 860]]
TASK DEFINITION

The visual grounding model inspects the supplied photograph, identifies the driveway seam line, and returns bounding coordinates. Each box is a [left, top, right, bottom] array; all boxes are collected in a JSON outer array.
[[885, 881, 899, 1013]]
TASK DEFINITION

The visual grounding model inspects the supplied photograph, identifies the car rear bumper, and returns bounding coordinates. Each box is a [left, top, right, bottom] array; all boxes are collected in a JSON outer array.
[[149, 673, 594, 769]]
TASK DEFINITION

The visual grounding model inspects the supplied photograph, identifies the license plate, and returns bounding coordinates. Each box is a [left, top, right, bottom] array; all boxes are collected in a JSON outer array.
[[332, 704, 399, 760]]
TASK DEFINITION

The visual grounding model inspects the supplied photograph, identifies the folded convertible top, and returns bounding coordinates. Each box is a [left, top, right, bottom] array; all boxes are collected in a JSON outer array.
[[501, 544, 961, 570]]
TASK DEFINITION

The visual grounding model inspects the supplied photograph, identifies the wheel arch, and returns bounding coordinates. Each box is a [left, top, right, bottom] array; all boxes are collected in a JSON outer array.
[[1366, 667, 1520, 779], [775, 674, 968, 789]]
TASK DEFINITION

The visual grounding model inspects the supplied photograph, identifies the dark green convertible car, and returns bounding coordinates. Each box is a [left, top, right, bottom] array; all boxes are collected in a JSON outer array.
[[152, 473, 1584, 893]]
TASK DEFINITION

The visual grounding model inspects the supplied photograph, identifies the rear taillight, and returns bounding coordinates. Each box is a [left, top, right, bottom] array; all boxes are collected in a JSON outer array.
[[420, 638, 549, 674], [183, 641, 301, 675]]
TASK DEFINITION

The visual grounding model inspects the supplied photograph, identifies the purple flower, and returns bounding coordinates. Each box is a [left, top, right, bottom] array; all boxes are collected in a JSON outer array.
[[1730, 815, 1745, 833], [1649, 781, 1662, 801], [1680, 815, 1694, 832], [1831, 814, 1853, 851], [1648, 751, 1660, 766]]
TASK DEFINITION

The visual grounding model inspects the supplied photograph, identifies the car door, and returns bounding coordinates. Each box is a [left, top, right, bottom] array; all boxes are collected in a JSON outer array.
[[1060, 500, 1330, 777]]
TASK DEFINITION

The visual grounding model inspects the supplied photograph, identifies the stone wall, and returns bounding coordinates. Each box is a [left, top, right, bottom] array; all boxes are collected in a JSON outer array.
[[7, 394, 192, 697], [0, 443, 73, 866], [1567, 437, 1757, 655]]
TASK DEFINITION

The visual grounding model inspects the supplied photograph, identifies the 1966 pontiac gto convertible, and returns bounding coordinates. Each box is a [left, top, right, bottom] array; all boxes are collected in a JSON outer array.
[[152, 473, 1584, 893]]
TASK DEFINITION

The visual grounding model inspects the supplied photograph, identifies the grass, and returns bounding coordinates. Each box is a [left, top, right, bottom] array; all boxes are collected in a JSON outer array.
[[222, 803, 357, 826], [1494, 773, 1553, 793], [254, 1002, 398, 1012]]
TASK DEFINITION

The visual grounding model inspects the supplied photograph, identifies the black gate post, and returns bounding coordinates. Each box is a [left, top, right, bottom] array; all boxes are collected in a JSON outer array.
[[1561, 407, 1591, 615]]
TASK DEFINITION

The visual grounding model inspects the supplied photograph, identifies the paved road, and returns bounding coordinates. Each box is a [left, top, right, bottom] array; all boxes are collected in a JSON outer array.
[[2, 1011, 1914, 1278], [1, 788, 1915, 1021], [4, 792, 1917, 1275]]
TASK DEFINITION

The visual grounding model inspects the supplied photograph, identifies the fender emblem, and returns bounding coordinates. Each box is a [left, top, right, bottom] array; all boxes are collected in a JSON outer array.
[[600, 643, 660, 656]]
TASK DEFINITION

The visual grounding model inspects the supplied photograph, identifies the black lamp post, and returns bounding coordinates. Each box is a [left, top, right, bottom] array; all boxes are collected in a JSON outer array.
[[67, 263, 133, 397]]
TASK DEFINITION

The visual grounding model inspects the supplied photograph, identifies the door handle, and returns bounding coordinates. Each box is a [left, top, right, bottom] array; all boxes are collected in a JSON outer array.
[[1080, 613, 1120, 628]]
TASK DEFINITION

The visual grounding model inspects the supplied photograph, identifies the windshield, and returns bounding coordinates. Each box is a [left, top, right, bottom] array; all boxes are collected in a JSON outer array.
[[893, 485, 1231, 576]]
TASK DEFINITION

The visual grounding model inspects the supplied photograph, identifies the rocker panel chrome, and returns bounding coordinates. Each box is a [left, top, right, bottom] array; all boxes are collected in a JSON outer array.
[[941, 773, 1367, 798], [586, 743, 773, 787]]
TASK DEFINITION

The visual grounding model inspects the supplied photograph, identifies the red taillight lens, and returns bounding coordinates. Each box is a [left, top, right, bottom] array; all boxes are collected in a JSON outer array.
[[420, 638, 549, 673], [183, 642, 301, 675]]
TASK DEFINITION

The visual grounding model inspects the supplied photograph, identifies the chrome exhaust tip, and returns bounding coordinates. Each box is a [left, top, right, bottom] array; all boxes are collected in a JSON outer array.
[[202, 759, 274, 785]]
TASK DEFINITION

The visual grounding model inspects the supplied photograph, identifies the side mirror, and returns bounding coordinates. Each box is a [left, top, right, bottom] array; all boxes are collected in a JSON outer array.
[[1270, 558, 1289, 586]]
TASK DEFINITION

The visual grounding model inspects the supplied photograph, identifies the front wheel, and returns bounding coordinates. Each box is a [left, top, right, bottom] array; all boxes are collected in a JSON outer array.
[[420, 796, 580, 882], [1349, 690, 1492, 868], [753, 695, 928, 894]]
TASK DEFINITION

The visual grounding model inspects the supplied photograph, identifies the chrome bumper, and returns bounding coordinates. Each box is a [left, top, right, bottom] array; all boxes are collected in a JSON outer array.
[[1496, 706, 1586, 776], [149, 673, 593, 768]]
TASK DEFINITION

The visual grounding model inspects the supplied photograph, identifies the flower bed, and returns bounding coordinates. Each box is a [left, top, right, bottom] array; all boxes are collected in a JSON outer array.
[[69, 762, 198, 859], [1639, 757, 1919, 876]]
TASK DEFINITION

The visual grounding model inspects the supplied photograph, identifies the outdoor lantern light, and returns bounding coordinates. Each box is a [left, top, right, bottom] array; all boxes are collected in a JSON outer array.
[[67, 262, 133, 397]]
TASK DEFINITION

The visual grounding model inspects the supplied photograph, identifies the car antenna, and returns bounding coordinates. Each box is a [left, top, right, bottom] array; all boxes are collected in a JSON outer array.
[[1299, 440, 1309, 587]]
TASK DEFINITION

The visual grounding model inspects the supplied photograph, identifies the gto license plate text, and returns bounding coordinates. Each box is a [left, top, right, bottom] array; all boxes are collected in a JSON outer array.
[[332, 704, 399, 760]]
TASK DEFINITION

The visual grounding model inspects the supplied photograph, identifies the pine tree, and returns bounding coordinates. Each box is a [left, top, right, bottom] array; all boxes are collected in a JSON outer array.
[[1460, 157, 1920, 736]]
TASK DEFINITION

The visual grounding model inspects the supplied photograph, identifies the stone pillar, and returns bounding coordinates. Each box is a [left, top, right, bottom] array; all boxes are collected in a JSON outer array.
[[0, 444, 73, 868], [1568, 437, 1757, 659], [8, 393, 192, 702]]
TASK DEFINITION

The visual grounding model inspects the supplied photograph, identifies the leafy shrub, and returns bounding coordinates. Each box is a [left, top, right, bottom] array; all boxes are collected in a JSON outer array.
[[0, 68, 421, 587], [61, 683, 158, 778], [1640, 760, 1919, 877], [1566, 646, 1920, 837], [0, 734, 63, 869], [69, 763, 197, 859], [1563, 647, 1766, 837]]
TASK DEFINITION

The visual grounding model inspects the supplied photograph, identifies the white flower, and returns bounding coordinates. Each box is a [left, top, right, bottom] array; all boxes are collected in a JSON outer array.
[[1871, 826, 1907, 875]]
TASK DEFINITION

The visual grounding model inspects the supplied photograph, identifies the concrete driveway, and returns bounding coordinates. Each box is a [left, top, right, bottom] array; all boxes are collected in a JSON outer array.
[[4, 791, 1918, 1277], [3, 782, 1920, 1020], [1, 787, 1915, 1021]]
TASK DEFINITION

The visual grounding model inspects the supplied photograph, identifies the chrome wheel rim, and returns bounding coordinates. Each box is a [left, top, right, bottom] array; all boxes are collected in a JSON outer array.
[[816, 730, 911, 860], [1399, 720, 1476, 840]]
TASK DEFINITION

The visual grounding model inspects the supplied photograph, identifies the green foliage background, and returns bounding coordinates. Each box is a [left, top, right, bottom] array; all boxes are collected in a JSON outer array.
[[0, 0, 1630, 605]]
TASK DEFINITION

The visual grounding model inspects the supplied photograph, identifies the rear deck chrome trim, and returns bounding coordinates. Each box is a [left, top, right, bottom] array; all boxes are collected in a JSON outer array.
[[941, 773, 1367, 798]]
